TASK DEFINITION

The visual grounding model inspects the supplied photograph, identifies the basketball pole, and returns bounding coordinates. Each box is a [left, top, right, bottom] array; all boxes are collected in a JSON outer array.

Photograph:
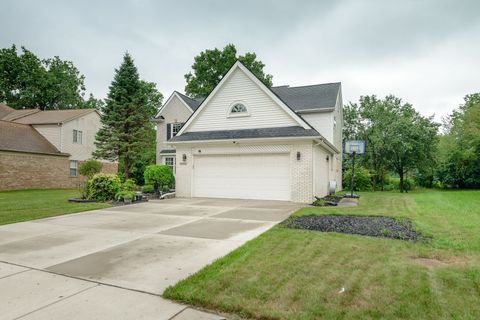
[[350, 151, 356, 197]]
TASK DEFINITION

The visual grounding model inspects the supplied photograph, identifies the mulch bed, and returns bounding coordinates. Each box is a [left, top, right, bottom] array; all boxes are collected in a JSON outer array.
[[283, 215, 423, 241]]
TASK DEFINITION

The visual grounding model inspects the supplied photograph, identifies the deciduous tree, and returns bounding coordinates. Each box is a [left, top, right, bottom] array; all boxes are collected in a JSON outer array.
[[185, 44, 273, 98], [0, 45, 88, 109]]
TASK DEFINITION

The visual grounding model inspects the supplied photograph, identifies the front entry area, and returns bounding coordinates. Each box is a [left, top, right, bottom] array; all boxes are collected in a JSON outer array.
[[192, 153, 291, 201]]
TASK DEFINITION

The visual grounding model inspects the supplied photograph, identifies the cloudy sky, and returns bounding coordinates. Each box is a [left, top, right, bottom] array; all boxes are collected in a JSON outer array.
[[3, 0, 479, 120]]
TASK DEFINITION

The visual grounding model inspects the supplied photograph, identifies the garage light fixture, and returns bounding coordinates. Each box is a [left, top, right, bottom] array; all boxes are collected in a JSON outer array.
[[326, 155, 330, 161], [297, 151, 301, 161], [182, 154, 187, 162]]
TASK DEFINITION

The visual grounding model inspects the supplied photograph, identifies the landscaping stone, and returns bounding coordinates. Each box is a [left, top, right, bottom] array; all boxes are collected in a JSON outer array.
[[283, 215, 423, 240]]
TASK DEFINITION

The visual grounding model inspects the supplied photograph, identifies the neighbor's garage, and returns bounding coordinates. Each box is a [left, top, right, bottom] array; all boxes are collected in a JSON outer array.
[[192, 153, 291, 201]]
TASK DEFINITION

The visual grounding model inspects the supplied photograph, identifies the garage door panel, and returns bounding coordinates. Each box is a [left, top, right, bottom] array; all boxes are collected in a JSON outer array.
[[193, 154, 290, 201]]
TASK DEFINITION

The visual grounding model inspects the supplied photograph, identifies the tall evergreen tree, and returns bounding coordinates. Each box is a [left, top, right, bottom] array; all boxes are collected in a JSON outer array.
[[93, 53, 153, 179]]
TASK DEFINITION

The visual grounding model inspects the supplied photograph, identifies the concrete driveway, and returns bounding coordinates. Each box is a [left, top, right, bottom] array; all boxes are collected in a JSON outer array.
[[0, 197, 301, 319]]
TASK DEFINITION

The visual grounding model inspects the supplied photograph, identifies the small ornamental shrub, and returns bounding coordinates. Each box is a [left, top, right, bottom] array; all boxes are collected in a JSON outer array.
[[115, 190, 136, 201], [312, 198, 326, 206], [144, 165, 174, 193], [142, 184, 154, 194], [79, 160, 103, 178], [88, 173, 121, 201], [342, 167, 373, 191], [122, 178, 137, 191]]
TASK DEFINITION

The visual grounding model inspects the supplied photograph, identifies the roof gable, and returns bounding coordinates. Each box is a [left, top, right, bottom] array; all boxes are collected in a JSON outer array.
[[155, 92, 195, 118], [177, 61, 311, 136], [0, 120, 67, 156]]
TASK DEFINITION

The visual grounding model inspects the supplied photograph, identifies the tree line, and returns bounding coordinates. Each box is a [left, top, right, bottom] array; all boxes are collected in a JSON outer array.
[[3, 43, 476, 190], [344, 94, 480, 191]]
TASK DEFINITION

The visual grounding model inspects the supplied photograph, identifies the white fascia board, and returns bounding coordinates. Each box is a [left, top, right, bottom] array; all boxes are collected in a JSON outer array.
[[297, 108, 335, 114], [235, 63, 311, 129], [314, 138, 339, 154], [155, 92, 193, 119], [177, 61, 312, 136]]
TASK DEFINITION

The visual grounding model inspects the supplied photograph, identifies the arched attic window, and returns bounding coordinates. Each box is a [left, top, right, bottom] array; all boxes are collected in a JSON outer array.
[[228, 102, 249, 117]]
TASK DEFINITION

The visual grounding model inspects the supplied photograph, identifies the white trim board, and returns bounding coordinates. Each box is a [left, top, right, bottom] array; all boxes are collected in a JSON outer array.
[[176, 61, 312, 136], [155, 91, 194, 118]]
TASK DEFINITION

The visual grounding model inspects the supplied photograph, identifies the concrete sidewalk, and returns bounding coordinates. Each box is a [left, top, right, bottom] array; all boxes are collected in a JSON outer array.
[[0, 198, 301, 319]]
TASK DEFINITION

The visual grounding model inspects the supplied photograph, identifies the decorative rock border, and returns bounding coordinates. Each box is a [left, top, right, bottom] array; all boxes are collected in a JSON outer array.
[[283, 215, 424, 241]]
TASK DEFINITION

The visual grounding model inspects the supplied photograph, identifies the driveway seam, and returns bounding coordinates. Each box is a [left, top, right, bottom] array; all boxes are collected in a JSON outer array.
[[13, 283, 99, 320], [0, 259, 167, 298], [0, 269, 30, 280]]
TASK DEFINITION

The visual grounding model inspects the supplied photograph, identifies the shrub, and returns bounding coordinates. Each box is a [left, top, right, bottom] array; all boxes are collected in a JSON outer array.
[[342, 167, 373, 191], [88, 173, 121, 201], [144, 165, 175, 193], [115, 190, 136, 201], [312, 199, 326, 206], [122, 178, 137, 191], [79, 159, 103, 178], [142, 184, 154, 193]]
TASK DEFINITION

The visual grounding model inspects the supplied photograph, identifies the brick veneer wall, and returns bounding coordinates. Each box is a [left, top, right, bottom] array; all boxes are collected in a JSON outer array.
[[0, 151, 118, 191]]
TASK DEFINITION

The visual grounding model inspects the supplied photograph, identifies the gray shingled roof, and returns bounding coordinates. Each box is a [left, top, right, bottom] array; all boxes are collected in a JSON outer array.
[[271, 83, 341, 112], [173, 82, 340, 114], [14, 109, 96, 124], [176, 92, 204, 111], [0, 120, 68, 156], [169, 126, 320, 142]]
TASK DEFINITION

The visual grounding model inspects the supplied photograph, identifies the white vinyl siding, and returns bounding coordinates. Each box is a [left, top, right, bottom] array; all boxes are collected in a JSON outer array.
[[188, 68, 298, 132], [302, 112, 334, 143], [32, 125, 61, 150], [192, 153, 291, 201], [61, 111, 101, 161]]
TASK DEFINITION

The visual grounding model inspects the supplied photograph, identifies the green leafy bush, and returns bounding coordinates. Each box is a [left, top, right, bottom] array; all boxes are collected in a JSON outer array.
[[342, 167, 373, 191], [115, 190, 136, 201], [312, 199, 326, 206], [142, 184, 154, 193], [390, 177, 416, 191], [79, 159, 103, 178], [144, 165, 174, 193], [122, 178, 137, 191], [88, 173, 121, 201]]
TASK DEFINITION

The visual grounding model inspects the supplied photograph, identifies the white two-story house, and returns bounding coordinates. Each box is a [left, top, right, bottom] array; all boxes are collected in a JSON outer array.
[[155, 61, 343, 203]]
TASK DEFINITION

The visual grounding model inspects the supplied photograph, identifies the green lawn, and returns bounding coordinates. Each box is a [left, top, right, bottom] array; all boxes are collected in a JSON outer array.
[[164, 190, 480, 319], [0, 189, 111, 225]]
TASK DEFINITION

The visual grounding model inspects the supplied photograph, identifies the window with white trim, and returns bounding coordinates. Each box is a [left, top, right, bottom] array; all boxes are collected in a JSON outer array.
[[69, 160, 78, 177], [167, 123, 183, 139], [230, 103, 247, 114], [73, 130, 83, 144], [165, 156, 175, 173]]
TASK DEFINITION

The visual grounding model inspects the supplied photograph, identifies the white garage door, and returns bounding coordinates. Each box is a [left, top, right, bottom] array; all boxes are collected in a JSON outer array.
[[193, 153, 290, 201]]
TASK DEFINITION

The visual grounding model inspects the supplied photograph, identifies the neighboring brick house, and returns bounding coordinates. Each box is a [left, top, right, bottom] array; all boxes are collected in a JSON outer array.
[[156, 61, 343, 203], [0, 104, 117, 191]]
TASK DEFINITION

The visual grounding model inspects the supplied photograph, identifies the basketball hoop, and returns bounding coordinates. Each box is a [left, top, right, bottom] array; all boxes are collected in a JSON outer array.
[[344, 140, 365, 198], [344, 140, 365, 155]]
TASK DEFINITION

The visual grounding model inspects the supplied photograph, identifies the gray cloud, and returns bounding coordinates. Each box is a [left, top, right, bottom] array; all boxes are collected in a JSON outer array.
[[2, 0, 479, 120]]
